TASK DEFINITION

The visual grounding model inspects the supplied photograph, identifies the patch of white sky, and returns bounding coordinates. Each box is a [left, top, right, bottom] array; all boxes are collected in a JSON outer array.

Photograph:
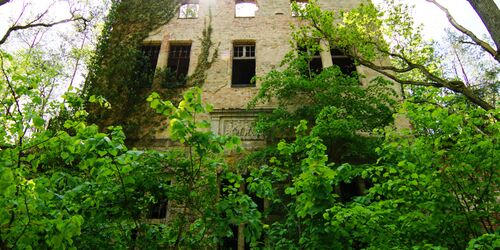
[[372, 0, 500, 42], [0, 0, 77, 43], [3, 0, 497, 45], [0, 0, 110, 101]]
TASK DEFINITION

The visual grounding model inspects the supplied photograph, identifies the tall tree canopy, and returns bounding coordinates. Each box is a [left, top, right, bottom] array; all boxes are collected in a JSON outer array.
[[295, 0, 498, 111]]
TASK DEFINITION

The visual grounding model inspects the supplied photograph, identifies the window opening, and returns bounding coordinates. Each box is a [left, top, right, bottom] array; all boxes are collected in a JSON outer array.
[[330, 48, 356, 75], [232, 44, 256, 86], [138, 44, 161, 87], [148, 181, 171, 219], [166, 44, 191, 87], [235, 0, 258, 17], [140, 45, 161, 71], [148, 195, 168, 219], [291, 0, 308, 16], [338, 179, 370, 202], [179, 1, 199, 18], [298, 45, 323, 75]]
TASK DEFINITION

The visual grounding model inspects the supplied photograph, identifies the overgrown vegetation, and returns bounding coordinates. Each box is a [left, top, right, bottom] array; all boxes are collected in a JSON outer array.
[[83, 0, 181, 140], [1, 0, 498, 249]]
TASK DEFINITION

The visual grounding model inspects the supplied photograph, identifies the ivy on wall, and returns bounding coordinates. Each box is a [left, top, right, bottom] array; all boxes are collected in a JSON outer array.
[[84, 0, 219, 143], [83, 0, 181, 140]]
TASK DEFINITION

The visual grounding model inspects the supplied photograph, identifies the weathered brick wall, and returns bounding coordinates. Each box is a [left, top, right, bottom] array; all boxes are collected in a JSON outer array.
[[145, 0, 366, 109], [142, 0, 410, 143]]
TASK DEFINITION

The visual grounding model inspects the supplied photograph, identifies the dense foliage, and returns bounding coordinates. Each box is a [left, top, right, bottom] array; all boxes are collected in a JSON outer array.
[[235, 1, 500, 249], [0, 70, 260, 248], [1, 0, 498, 249]]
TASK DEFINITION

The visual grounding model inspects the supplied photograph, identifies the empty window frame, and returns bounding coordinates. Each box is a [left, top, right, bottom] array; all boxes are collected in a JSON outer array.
[[330, 49, 356, 75], [179, 0, 199, 18], [148, 181, 171, 219], [298, 45, 323, 75], [291, 0, 308, 16], [140, 44, 161, 71], [232, 43, 256, 86], [166, 43, 191, 86], [148, 195, 168, 219], [235, 0, 258, 17]]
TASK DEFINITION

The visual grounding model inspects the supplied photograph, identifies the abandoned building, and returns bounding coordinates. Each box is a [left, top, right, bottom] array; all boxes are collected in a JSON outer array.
[[137, 0, 400, 249], [137, 0, 393, 148]]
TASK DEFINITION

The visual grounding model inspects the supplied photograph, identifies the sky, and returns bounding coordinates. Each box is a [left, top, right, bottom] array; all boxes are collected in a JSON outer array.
[[1, 0, 498, 45], [372, 0, 500, 41]]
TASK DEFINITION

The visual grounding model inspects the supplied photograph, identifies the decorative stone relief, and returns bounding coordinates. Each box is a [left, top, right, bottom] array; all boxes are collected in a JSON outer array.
[[222, 119, 261, 140], [210, 109, 272, 148]]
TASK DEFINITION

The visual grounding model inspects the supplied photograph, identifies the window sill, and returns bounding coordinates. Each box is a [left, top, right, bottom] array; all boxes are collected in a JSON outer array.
[[231, 84, 256, 88]]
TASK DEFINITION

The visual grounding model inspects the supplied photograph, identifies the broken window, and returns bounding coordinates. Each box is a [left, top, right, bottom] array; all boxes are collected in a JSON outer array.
[[232, 43, 256, 86], [179, 0, 199, 18], [235, 0, 258, 17], [291, 0, 308, 16], [138, 44, 161, 87], [330, 48, 356, 75], [166, 43, 191, 87]]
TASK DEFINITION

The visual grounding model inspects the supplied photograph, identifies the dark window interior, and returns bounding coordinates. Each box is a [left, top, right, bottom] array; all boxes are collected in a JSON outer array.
[[138, 45, 160, 87], [140, 45, 161, 71], [148, 196, 168, 219], [219, 177, 240, 249], [232, 44, 256, 86], [339, 179, 371, 202], [298, 45, 323, 75], [309, 56, 323, 74], [220, 225, 239, 250], [330, 49, 356, 75], [167, 44, 191, 86], [148, 181, 170, 219]]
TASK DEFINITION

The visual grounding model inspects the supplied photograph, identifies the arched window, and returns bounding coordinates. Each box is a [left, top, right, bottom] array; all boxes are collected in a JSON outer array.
[[179, 0, 199, 19], [235, 0, 258, 17]]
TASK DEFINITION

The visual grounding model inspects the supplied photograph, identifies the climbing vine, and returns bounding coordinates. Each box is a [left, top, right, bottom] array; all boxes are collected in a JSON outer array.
[[83, 1, 219, 143], [83, 0, 181, 140]]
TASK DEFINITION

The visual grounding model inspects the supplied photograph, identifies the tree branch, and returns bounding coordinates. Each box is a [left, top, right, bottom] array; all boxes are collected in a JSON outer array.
[[425, 0, 499, 62], [0, 15, 87, 46]]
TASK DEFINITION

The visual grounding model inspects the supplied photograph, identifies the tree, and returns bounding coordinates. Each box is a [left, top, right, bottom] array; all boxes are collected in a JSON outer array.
[[0, 1, 88, 46], [0, 0, 10, 7], [464, 0, 500, 59], [294, 0, 498, 111], [1, 2, 259, 248], [236, 1, 499, 248]]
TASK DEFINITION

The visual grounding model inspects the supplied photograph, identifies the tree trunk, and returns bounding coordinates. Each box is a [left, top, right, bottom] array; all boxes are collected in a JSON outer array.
[[467, 0, 500, 57]]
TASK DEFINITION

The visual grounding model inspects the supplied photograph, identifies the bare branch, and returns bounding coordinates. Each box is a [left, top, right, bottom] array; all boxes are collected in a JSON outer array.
[[0, 13, 87, 46], [426, 0, 499, 62]]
